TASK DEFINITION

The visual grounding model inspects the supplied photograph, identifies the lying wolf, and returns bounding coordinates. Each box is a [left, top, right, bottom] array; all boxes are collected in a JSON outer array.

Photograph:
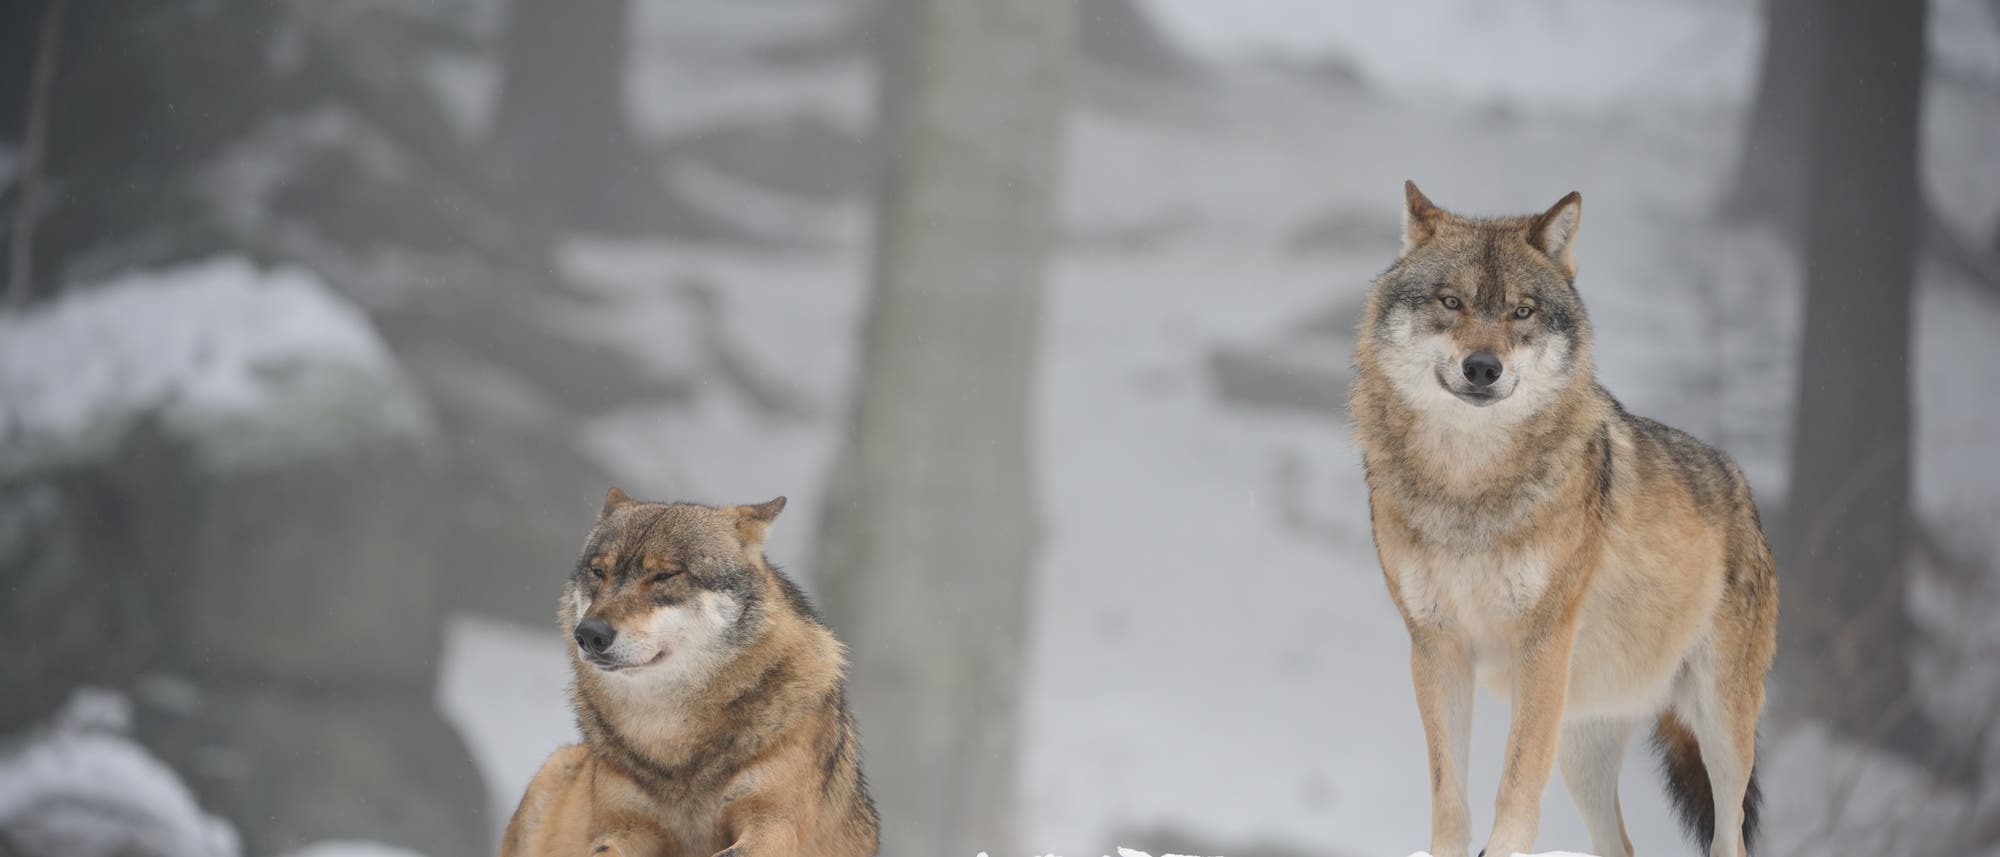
[[501, 489, 878, 857]]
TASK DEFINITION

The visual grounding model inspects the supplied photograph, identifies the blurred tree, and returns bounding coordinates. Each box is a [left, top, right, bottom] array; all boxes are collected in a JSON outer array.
[[1080, 0, 1198, 81], [1778, 0, 1939, 770], [1736, 0, 2000, 297], [4, 0, 63, 307], [814, 1, 1076, 855], [1725, 0, 1821, 239], [490, 0, 744, 240]]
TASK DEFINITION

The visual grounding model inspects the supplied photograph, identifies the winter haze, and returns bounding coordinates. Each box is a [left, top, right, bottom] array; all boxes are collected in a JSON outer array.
[[2, 1, 1997, 856]]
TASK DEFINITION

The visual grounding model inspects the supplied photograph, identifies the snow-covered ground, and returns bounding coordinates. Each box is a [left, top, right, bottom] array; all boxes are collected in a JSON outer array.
[[0, 1, 1894, 856], [8, 1, 1991, 855]]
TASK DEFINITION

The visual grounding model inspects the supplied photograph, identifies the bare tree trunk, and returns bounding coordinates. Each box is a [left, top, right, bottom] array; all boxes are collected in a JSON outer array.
[[815, 2, 1075, 855], [6, 0, 63, 307], [1724, 0, 1821, 239], [488, 0, 739, 239], [1778, 0, 1935, 768]]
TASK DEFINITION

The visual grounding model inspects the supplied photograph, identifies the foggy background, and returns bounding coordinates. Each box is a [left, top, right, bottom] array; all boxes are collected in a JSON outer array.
[[2, 1, 1997, 856]]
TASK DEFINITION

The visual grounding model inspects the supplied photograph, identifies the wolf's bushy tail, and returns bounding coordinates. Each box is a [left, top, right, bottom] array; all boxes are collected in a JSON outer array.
[[1652, 712, 1761, 854]]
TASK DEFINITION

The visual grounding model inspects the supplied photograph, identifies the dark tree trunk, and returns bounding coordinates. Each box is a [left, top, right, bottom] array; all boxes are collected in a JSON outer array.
[[1724, 0, 1822, 240], [1778, 0, 1936, 769], [5, 0, 63, 307], [489, 0, 743, 239]]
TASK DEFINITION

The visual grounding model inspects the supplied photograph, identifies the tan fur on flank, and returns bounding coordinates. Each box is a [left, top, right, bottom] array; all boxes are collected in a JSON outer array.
[[501, 490, 878, 857], [1353, 183, 1778, 857]]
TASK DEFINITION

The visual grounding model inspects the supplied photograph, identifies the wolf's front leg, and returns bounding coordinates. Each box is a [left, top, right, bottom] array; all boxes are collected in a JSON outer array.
[[711, 823, 800, 857], [589, 827, 671, 857], [1410, 623, 1475, 857], [1483, 621, 1579, 857], [713, 798, 805, 857]]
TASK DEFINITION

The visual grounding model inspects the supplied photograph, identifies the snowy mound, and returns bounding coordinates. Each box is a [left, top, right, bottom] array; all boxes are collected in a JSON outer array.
[[0, 689, 240, 857], [0, 257, 431, 479], [977, 850, 1597, 857], [1406, 852, 1598, 857], [976, 844, 1600, 852], [277, 841, 430, 857]]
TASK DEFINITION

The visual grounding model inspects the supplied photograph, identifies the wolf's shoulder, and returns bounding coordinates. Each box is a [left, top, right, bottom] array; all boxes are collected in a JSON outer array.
[[1604, 393, 1747, 505]]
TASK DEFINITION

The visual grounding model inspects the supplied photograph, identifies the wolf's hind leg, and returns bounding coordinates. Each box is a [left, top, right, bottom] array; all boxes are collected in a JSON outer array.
[[1560, 716, 1638, 857], [1675, 654, 1762, 857]]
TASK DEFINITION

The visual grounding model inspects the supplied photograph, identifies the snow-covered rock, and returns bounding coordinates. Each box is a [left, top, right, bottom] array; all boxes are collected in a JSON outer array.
[[0, 689, 240, 857], [0, 257, 431, 480]]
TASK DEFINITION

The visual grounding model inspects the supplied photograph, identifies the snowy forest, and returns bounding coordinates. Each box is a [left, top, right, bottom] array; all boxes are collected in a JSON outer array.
[[1, 0, 1998, 855]]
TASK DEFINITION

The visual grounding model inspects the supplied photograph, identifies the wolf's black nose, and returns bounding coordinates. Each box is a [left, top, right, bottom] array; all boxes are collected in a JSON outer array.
[[1462, 352, 1503, 387], [574, 618, 616, 656]]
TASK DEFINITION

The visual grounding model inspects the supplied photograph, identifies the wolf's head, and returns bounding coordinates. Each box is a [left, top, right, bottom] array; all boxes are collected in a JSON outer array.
[[559, 488, 790, 685], [1357, 182, 1592, 424]]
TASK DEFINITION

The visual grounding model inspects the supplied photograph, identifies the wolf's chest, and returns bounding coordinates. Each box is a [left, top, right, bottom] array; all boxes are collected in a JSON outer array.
[[1393, 551, 1559, 694], [1393, 548, 1556, 630]]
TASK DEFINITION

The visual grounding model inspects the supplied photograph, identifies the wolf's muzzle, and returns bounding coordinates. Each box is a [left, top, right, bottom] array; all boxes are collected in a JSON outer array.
[[1462, 351, 1503, 388], [575, 617, 617, 657]]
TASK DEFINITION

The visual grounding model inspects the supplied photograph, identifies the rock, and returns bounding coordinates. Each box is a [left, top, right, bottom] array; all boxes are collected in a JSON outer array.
[[1208, 339, 1353, 416], [373, 283, 685, 626], [0, 689, 241, 857], [138, 688, 487, 857], [1287, 205, 1402, 258], [0, 260, 488, 855], [1207, 299, 1365, 417], [0, 258, 432, 483], [663, 112, 869, 203]]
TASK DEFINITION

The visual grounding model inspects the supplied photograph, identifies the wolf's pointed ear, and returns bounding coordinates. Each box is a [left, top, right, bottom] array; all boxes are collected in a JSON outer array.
[[1402, 180, 1445, 257], [601, 486, 637, 519], [1528, 191, 1582, 278], [732, 496, 787, 548]]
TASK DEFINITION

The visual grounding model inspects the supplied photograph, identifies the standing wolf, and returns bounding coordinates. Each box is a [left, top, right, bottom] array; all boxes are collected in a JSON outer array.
[[1350, 183, 1778, 857], [501, 489, 879, 857]]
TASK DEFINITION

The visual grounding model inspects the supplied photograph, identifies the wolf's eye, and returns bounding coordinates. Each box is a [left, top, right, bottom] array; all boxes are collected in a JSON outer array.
[[648, 571, 679, 585], [1440, 295, 1462, 310], [1514, 304, 1535, 319], [588, 567, 606, 582]]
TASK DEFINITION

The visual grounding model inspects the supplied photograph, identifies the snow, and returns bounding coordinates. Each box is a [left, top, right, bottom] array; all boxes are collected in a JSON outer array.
[[0, 2, 1987, 856], [438, 615, 577, 825], [1150, 0, 1996, 112], [431, 1, 2000, 851], [0, 257, 431, 479], [962, 851, 1598, 857], [1147, 0, 1758, 108], [0, 689, 240, 857], [398, 2, 2000, 856], [275, 842, 429, 857], [1405, 853, 1597, 857], [0, 690, 432, 857]]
